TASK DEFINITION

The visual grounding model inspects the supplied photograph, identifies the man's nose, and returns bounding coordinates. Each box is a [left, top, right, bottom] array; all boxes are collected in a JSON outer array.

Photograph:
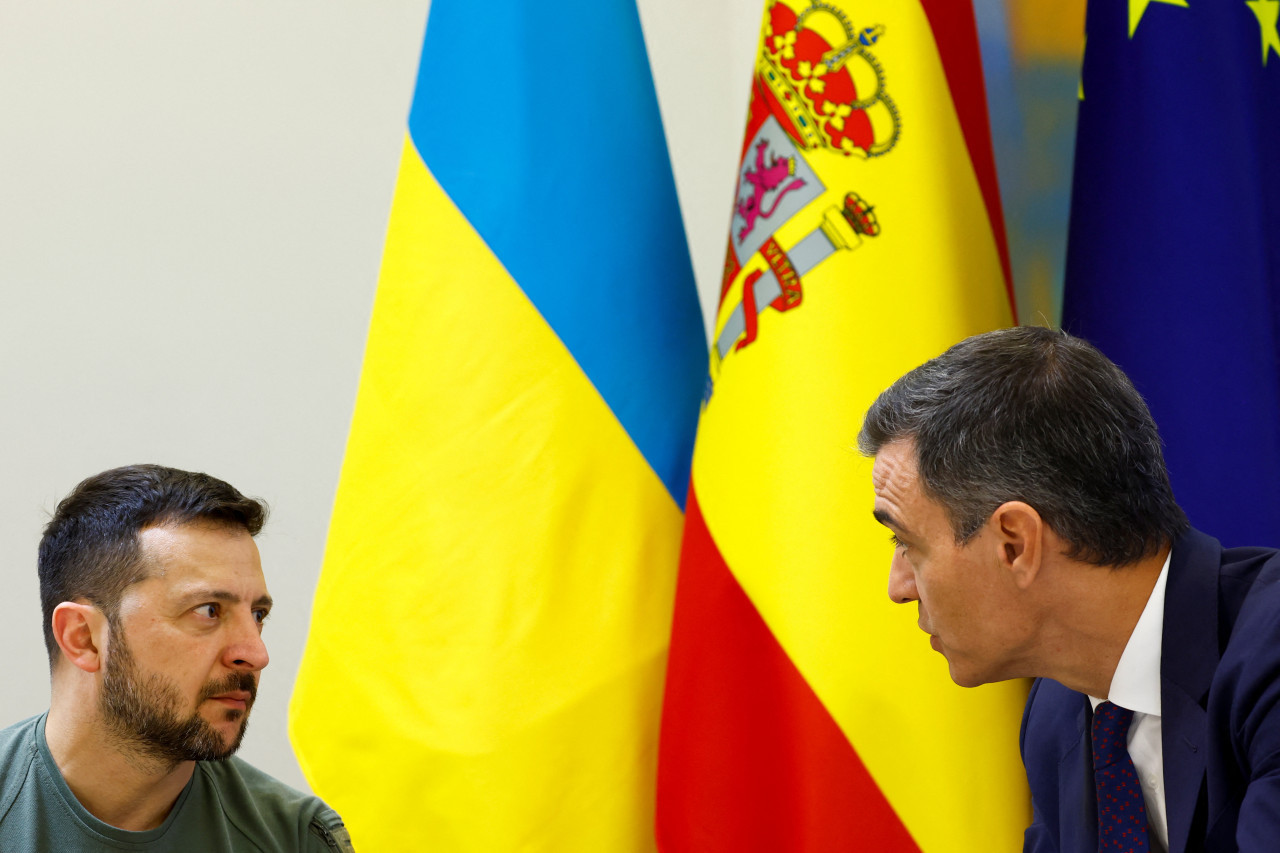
[[887, 549, 918, 605], [224, 618, 270, 671]]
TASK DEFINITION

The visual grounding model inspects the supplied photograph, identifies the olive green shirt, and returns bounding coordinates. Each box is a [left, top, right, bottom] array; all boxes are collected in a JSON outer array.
[[0, 714, 353, 852]]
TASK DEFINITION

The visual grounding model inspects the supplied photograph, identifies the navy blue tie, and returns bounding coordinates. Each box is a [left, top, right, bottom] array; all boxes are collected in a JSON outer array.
[[1092, 702, 1151, 852]]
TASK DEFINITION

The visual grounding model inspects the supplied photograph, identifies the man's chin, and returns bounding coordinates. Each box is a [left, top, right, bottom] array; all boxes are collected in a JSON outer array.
[[203, 733, 246, 761], [943, 656, 988, 689], [200, 709, 251, 758]]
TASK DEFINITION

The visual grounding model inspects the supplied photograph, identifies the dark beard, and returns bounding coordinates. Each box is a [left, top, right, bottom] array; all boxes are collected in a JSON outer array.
[[100, 629, 257, 765]]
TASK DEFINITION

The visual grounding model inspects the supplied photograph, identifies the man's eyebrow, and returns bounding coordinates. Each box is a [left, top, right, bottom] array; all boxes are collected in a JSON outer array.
[[873, 508, 905, 532], [176, 589, 274, 609]]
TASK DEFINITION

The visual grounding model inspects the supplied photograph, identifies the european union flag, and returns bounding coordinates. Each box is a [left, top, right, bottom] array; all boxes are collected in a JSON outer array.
[[1062, 0, 1280, 546]]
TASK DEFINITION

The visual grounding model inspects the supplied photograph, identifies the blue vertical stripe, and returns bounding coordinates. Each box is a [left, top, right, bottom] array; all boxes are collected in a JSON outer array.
[[408, 0, 706, 505]]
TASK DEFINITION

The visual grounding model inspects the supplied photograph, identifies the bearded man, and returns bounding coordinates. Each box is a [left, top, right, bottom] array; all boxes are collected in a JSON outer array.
[[0, 464, 354, 851]]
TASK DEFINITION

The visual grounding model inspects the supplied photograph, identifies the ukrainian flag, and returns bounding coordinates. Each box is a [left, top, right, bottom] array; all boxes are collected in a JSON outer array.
[[288, 3, 706, 850]]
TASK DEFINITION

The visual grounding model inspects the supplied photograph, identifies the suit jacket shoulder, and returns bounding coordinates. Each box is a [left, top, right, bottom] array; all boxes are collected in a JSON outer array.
[[1198, 540, 1280, 848], [1022, 529, 1280, 853]]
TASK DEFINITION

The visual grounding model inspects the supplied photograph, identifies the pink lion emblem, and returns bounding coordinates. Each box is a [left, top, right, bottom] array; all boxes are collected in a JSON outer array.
[[736, 139, 807, 242]]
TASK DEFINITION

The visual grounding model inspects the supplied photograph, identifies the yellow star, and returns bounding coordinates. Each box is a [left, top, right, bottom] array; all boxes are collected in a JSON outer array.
[[1246, 0, 1280, 65], [1129, 0, 1189, 38]]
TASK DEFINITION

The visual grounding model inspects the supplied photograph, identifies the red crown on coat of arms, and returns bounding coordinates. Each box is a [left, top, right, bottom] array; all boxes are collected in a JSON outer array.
[[758, 1, 901, 158]]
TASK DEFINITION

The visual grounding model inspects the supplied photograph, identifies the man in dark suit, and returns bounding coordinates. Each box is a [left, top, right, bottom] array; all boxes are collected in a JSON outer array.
[[858, 325, 1280, 852]]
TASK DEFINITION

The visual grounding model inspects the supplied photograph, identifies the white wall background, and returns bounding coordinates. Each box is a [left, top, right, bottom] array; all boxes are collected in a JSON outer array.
[[0, 0, 760, 793]]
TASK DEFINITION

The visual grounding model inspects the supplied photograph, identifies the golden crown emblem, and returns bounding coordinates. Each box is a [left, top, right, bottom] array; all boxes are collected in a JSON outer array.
[[759, 1, 901, 158]]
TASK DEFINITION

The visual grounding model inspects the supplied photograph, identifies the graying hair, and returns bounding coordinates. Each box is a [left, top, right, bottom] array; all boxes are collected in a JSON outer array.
[[858, 326, 1187, 566]]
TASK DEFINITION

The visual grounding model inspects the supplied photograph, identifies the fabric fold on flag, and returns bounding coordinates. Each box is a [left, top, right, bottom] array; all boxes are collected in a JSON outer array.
[[657, 2, 1030, 850], [289, 3, 706, 850]]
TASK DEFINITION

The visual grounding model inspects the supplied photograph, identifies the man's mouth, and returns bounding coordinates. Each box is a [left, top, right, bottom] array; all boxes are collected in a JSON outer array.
[[201, 673, 258, 712], [916, 620, 943, 654], [209, 691, 252, 710]]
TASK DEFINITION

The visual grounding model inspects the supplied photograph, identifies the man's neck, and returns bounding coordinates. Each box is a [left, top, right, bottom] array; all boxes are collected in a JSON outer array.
[[1032, 544, 1171, 699], [44, 703, 197, 831]]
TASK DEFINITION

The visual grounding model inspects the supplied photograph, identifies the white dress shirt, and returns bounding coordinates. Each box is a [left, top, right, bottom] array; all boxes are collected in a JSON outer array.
[[1087, 551, 1171, 853]]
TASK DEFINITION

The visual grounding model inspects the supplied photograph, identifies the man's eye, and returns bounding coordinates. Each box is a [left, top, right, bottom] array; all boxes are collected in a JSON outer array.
[[253, 609, 270, 625], [889, 534, 908, 551], [195, 603, 220, 619]]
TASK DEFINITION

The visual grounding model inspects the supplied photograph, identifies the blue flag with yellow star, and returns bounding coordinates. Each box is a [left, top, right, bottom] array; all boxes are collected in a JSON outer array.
[[1062, 0, 1280, 546]]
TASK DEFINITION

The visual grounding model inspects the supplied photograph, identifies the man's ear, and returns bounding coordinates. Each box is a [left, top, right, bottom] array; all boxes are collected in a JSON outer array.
[[990, 501, 1044, 589], [51, 601, 107, 674]]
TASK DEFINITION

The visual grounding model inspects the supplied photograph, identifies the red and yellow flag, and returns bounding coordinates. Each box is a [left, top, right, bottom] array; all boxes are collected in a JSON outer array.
[[656, 1, 1028, 850]]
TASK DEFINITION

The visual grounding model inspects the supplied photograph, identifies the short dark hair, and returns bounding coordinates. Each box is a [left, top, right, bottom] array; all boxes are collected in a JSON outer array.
[[858, 326, 1188, 566], [38, 464, 268, 663]]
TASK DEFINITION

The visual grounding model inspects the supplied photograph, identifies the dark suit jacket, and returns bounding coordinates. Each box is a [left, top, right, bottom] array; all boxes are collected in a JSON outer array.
[[1020, 528, 1280, 853]]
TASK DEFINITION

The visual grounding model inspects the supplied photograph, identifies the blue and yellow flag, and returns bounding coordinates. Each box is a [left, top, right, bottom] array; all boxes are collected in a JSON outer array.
[[1062, 0, 1280, 545], [288, 3, 706, 850]]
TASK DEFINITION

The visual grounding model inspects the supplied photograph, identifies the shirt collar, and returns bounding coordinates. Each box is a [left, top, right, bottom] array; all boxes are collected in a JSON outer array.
[[1088, 550, 1170, 717]]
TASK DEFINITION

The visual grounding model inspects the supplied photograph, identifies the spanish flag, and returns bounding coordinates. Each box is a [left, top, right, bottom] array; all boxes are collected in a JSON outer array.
[[656, 1, 1029, 850], [288, 2, 706, 850]]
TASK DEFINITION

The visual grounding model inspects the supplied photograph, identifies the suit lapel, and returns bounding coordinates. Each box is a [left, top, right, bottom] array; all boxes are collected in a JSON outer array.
[[1064, 696, 1096, 853], [1070, 696, 1100, 850], [1161, 531, 1220, 853]]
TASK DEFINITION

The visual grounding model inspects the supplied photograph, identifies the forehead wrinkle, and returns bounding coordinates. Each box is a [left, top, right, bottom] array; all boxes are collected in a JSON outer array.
[[874, 440, 920, 490], [872, 440, 925, 538]]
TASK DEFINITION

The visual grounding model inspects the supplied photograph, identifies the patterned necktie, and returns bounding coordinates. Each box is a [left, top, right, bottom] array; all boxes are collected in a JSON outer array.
[[1092, 701, 1151, 852]]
